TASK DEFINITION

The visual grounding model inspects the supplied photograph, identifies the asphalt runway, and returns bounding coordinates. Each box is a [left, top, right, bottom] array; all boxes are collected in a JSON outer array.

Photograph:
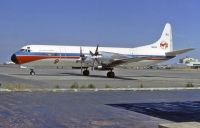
[[1, 65, 200, 128], [0, 65, 200, 89], [0, 90, 200, 128]]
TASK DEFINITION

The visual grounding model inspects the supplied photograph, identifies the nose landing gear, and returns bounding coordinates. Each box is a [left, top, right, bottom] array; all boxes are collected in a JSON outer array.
[[30, 69, 35, 75]]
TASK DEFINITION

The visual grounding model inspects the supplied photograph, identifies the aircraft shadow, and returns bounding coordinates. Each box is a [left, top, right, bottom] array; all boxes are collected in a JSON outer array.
[[11, 73, 138, 80], [121, 75, 180, 79], [107, 101, 200, 122], [11, 73, 180, 80], [60, 72, 138, 80], [141, 75, 180, 78], [10, 73, 76, 77]]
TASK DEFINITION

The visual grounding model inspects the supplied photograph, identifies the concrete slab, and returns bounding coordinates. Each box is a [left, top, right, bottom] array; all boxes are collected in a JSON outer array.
[[159, 122, 200, 128]]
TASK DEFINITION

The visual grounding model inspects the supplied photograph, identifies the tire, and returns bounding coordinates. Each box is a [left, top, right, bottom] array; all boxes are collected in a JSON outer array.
[[107, 71, 115, 78], [83, 70, 89, 76], [30, 71, 35, 76]]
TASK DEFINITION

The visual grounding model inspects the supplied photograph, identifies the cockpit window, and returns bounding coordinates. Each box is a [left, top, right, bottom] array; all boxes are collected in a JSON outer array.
[[20, 47, 31, 52], [20, 49, 26, 52]]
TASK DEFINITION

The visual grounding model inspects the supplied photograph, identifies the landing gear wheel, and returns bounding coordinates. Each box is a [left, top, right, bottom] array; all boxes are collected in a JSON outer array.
[[30, 69, 35, 76], [107, 71, 115, 78], [83, 70, 90, 76]]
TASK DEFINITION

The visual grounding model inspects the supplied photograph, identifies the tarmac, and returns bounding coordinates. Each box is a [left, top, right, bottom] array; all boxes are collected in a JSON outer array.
[[0, 64, 200, 89], [0, 65, 200, 128]]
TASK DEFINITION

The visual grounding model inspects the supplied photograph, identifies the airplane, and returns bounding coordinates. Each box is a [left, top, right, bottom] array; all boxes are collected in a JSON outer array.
[[11, 23, 193, 78]]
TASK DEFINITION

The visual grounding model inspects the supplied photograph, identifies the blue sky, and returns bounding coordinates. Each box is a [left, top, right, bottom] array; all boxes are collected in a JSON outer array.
[[0, 0, 199, 63]]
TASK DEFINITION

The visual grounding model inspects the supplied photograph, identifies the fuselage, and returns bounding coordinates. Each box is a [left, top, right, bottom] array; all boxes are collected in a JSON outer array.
[[11, 44, 174, 68]]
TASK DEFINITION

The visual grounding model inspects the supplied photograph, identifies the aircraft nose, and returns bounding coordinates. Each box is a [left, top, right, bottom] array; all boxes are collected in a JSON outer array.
[[11, 54, 19, 64]]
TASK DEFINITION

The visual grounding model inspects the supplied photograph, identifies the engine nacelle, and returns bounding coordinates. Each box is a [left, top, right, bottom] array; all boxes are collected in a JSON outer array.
[[94, 66, 113, 71]]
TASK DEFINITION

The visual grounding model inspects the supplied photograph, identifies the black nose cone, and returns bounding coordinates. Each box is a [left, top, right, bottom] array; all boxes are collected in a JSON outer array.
[[11, 54, 18, 64]]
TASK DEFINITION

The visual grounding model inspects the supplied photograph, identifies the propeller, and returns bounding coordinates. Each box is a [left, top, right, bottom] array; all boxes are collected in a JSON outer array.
[[90, 44, 99, 56], [90, 44, 101, 70], [80, 46, 85, 73]]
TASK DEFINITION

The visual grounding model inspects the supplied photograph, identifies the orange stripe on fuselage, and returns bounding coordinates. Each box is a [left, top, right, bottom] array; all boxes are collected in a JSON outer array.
[[16, 56, 80, 64]]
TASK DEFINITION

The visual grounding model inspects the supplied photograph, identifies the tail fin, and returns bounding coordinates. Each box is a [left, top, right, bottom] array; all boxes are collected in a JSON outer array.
[[135, 23, 194, 56], [152, 23, 173, 52]]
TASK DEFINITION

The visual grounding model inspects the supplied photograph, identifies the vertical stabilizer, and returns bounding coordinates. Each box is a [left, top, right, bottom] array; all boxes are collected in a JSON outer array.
[[152, 23, 173, 53]]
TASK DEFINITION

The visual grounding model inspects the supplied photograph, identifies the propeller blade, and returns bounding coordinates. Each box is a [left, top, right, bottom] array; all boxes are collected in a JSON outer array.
[[81, 60, 83, 73], [90, 51, 94, 56], [89, 44, 100, 70], [95, 44, 99, 55], [80, 46, 83, 73], [95, 58, 100, 64], [91, 60, 95, 71], [80, 46, 85, 57]]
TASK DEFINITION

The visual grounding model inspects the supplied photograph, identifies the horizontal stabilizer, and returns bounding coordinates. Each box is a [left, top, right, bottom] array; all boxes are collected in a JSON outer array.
[[165, 48, 194, 56]]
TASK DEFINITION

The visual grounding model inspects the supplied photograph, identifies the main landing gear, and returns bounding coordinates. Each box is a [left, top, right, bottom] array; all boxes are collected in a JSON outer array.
[[82, 68, 115, 78], [83, 69, 90, 76], [107, 70, 115, 78], [30, 69, 35, 75]]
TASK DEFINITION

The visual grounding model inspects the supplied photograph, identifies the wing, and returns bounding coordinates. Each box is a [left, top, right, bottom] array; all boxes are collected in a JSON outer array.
[[100, 51, 147, 67]]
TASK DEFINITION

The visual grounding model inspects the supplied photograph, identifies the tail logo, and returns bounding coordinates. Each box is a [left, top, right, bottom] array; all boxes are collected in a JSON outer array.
[[160, 41, 168, 49]]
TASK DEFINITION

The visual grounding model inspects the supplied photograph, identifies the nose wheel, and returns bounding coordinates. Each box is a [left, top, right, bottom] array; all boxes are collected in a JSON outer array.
[[107, 71, 115, 78], [30, 69, 35, 75]]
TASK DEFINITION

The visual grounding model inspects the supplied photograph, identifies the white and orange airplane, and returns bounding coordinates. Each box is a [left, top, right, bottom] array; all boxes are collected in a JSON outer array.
[[11, 23, 193, 78]]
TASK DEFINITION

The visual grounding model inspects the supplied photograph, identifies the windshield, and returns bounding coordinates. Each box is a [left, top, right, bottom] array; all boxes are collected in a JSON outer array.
[[20, 49, 26, 52], [20, 48, 31, 52]]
